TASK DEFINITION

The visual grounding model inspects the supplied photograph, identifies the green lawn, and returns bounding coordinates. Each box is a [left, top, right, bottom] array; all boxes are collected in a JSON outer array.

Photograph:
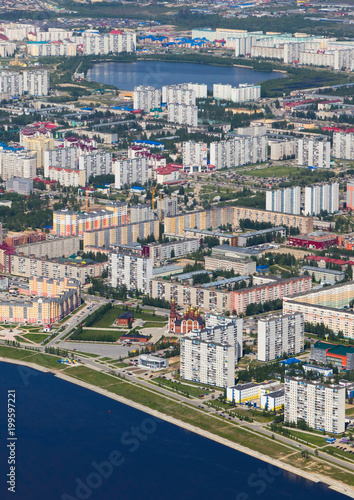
[[0, 345, 39, 360], [153, 377, 210, 398], [22, 334, 50, 343], [287, 429, 328, 447], [244, 165, 301, 178], [142, 321, 167, 329], [346, 407, 354, 416], [322, 446, 354, 463], [89, 307, 167, 329], [76, 329, 124, 342]]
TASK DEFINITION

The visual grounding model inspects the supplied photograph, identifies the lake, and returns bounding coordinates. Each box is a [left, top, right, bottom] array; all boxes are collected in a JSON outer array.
[[87, 60, 286, 90], [0, 362, 348, 500]]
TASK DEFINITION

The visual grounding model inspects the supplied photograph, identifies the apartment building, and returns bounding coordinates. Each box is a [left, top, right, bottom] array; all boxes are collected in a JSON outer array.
[[213, 83, 261, 102], [283, 282, 354, 340], [302, 266, 345, 284], [268, 138, 296, 160], [133, 86, 161, 112], [180, 332, 235, 388], [21, 130, 54, 169], [204, 314, 243, 360], [27, 40, 79, 57], [150, 278, 231, 314], [82, 31, 136, 55], [0, 150, 36, 180], [284, 377, 345, 434], [109, 250, 153, 293], [347, 182, 354, 211], [114, 157, 148, 189], [0, 69, 49, 97], [266, 187, 301, 215], [230, 275, 312, 315], [6, 177, 33, 195], [0, 276, 80, 325], [162, 84, 196, 106], [53, 203, 128, 236], [210, 135, 267, 169], [296, 137, 331, 169], [164, 206, 313, 237], [167, 104, 198, 127], [16, 236, 80, 259], [157, 196, 178, 217], [237, 226, 286, 247], [185, 83, 207, 99], [333, 131, 354, 160], [142, 238, 200, 266], [11, 254, 105, 284], [130, 204, 155, 223], [182, 141, 207, 172], [44, 147, 77, 177], [83, 220, 160, 250], [304, 183, 339, 216], [257, 312, 304, 362], [204, 255, 256, 275]]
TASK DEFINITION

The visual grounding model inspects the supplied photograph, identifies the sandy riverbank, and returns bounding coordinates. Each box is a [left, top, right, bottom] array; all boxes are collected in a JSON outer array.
[[1, 357, 354, 499]]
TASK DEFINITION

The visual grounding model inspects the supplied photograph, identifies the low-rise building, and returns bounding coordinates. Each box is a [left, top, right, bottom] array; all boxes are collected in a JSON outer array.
[[6, 177, 33, 195], [260, 389, 284, 411], [289, 231, 338, 250], [142, 239, 200, 266], [138, 354, 169, 371], [237, 226, 286, 247], [204, 255, 256, 275], [16, 236, 80, 259], [302, 266, 345, 284]]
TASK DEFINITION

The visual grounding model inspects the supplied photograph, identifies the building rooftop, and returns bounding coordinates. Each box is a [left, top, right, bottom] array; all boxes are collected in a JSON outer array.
[[201, 275, 250, 289], [302, 266, 344, 276], [239, 226, 285, 238]]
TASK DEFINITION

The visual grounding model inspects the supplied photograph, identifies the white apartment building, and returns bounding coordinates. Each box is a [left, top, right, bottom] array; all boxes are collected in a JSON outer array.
[[204, 255, 257, 276], [130, 204, 155, 223], [304, 183, 339, 216], [204, 314, 243, 361], [0, 69, 49, 97], [0, 149, 36, 180], [109, 251, 153, 294], [157, 196, 178, 217], [266, 187, 301, 215], [78, 150, 112, 180], [333, 132, 354, 160], [257, 312, 304, 362], [284, 377, 345, 434], [162, 84, 196, 106], [167, 104, 198, 127], [268, 139, 296, 160], [145, 238, 200, 266], [181, 332, 235, 388], [82, 32, 136, 56], [182, 141, 207, 172], [27, 41, 78, 57], [44, 148, 77, 178], [48, 166, 86, 188], [186, 83, 207, 99], [210, 135, 267, 169], [213, 83, 261, 102], [296, 138, 331, 169], [0, 42, 16, 58], [114, 157, 148, 190], [299, 48, 354, 71], [133, 86, 161, 112]]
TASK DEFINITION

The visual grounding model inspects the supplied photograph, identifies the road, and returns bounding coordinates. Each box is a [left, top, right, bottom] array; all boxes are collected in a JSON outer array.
[[72, 355, 354, 474]]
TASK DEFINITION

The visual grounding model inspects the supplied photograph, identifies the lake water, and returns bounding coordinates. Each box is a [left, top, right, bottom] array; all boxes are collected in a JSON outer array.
[[87, 60, 286, 90], [0, 362, 348, 500]]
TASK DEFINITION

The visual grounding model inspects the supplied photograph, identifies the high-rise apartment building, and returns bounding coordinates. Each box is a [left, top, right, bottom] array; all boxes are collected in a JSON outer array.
[[284, 377, 345, 434], [114, 157, 148, 190], [333, 131, 354, 160], [266, 187, 301, 215], [180, 327, 236, 388], [162, 84, 196, 106], [133, 86, 161, 112], [304, 183, 339, 216], [182, 141, 207, 172], [210, 135, 267, 169], [109, 250, 153, 294], [213, 83, 261, 102], [347, 183, 354, 211], [0, 69, 49, 97], [296, 138, 331, 169], [167, 104, 198, 127], [257, 312, 304, 362], [0, 150, 36, 180]]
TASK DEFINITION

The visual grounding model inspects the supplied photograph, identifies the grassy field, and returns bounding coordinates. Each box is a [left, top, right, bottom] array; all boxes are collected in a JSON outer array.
[[153, 377, 210, 398], [23, 334, 50, 343], [244, 165, 301, 178], [0, 345, 40, 360], [77, 329, 124, 342], [287, 429, 328, 447], [322, 446, 354, 463], [90, 307, 167, 329]]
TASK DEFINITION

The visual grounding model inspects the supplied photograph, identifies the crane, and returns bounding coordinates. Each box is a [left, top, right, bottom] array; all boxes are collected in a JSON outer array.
[[151, 185, 157, 210]]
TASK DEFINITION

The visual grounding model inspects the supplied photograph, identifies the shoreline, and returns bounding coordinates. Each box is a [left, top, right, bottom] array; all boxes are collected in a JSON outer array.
[[1, 356, 354, 499]]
